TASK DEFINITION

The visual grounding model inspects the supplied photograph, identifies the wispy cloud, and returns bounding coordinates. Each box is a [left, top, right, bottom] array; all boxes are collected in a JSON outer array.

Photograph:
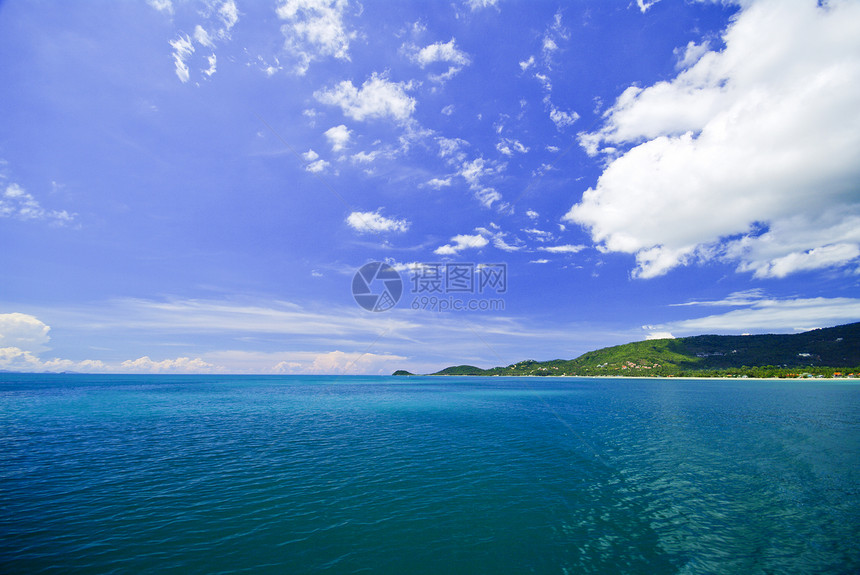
[[1, 183, 74, 224], [650, 295, 860, 335]]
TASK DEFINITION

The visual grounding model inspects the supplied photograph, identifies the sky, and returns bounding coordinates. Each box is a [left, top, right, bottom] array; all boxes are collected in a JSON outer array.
[[1, 0, 860, 375]]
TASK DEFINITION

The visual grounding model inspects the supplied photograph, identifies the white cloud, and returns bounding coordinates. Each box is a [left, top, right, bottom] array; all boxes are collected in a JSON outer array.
[[457, 157, 504, 207], [434, 233, 489, 255], [496, 138, 529, 156], [305, 159, 329, 173], [218, 0, 239, 34], [670, 289, 768, 308], [307, 350, 406, 375], [426, 177, 452, 189], [0, 346, 111, 373], [147, 0, 173, 15], [654, 296, 860, 335], [0, 313, 51, 352], [637, 0, 661, 13], [351, 150, 380, 163], [167, 2, 237, 83], [324, 124, 351, 152], [315, 73, 416, 123], [277, 0, 356, 75], [346, 210, 410, 233], [519, 55, 535, 71], [741, 243, 860, 279], [645, 331, 674, 340], [0, 347, 44, 371], [492, 235, 522, 252], [120, 356, 218, 373], [466, 0, 499, 11], [409, 38, 471, 82], [0, 313, 111, 373], [530, 259, 550, 264], [441, 104, 455, 116], [169, 35, 194, 82], [460, 157, 488, 183], [523, 227, 554, 242], [1, 183, 74, 224], [437, 136, 469, 162], [539, 244, 586, 254], [302, 149, 320, 162], [301, 149, 329, 172], [204, 53, 217, 76], [542, 10, 568, 65], [567, 0, 860, 279], [549, 106, 579, 130], [526, 209, 539, 220], [194, 25, 214, 48], [675, 40, 710, 70]]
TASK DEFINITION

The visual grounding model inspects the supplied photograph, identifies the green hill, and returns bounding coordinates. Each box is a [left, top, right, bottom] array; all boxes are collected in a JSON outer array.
[[421, 322, 860, 378]]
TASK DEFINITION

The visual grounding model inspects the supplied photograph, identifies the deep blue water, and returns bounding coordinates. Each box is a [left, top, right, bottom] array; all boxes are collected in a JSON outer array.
[[1, 374, 858, 574]]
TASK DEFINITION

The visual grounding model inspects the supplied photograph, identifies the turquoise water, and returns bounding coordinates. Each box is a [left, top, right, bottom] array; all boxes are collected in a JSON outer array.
[[1, 374, 858, 574]]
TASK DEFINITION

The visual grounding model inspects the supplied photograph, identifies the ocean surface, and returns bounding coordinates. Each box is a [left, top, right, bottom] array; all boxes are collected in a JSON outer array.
[[1, 374, 858, 574]]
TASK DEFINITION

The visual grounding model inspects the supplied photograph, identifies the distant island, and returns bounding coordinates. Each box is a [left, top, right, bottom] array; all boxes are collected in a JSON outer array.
[[395, 322, 860, 378]]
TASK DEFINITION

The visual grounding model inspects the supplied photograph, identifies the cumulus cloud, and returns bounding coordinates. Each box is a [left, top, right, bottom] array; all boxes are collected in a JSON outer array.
[[120, 356, 218, 373], [315, 72, 416, 123], [434, 233, 489, 255], [0, 313, 51, 352], [277, 0, 356, 75], [302, 149, 329, 173], [0, 347, 110, 373], [324, 124, 351, 152], [307, 350, 406, 374], [426, 177, 452, 189], [408, 38, 471, 82], [567, 0, 860, 279], [346, 210, 410, 233], [1, 183, 74, 224], [0, 313, 111, 373], [645, 331, 674, 340]]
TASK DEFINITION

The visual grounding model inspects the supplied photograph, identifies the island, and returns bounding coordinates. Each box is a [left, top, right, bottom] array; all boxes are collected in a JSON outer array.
[[395, 322, 860, 378]]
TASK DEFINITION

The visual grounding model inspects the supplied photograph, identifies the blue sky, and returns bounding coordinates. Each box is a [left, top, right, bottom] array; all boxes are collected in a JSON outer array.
[[2, 0, 859, 374]]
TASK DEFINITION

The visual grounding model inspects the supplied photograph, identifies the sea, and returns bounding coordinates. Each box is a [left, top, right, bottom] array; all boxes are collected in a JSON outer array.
[[1, 374, 858, 574]]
